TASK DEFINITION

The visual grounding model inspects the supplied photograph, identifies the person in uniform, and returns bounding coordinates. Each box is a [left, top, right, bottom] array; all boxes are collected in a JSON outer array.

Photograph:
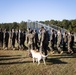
[[0, 28, 4, 49], [4, 29, 9, 50], [22, 30, 27, 49], [67, 32, 74, 54], [57, 30, 63, 54], [32, 29, 39, 50], [39, 27, 45, 53], [70, 32, 74, 52], [63, 32, 67, 51], [55, 31, 57, 45], [51, 30, 55, 51], [12, 29, 16, 50], [20, 30, 24, 49], [26, 29, 34, 55], [17, 29, 21, 50], [9, 29, 13, 49], [49, 29, 54, 53], [43, 30, 49, 55]]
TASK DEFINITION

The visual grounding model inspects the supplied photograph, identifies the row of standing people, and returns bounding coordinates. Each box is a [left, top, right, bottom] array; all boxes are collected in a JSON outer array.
[[26, 27, 75, 55], [0, 27, 75, 55], [0, 28, 27, 50]]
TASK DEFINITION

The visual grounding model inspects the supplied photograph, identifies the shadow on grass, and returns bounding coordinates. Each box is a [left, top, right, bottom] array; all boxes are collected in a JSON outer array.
[[0, 55, 23, 61], [50, 54, 76, 58], [0, 55, 22, 57], [0, 57, 67, 65], [46, 58, 67, 64], [0, 57, 21, 61], [0, 55, 28, 61], [0, 55, 28, 62], [0, 54, 73, 65], [0, 61, 32, 65], [0, 55, 32, 65]]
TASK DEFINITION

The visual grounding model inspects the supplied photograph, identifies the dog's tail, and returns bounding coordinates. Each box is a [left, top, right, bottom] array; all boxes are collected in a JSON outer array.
[[42, 54, 48, 58]]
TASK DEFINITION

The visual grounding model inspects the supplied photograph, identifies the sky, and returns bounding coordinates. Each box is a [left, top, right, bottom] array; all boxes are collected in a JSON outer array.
[[0, 0, 76, 23]]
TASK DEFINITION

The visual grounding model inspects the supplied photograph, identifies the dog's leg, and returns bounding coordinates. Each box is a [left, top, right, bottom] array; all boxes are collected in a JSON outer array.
[[43, 58, 46, 65], [36, 59, 38, 62], [33, 58, 34, 63], [38, 59, 40, 65]]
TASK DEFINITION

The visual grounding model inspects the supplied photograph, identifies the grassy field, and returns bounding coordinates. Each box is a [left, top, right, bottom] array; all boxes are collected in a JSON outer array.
[[0, 49, 76, 75]]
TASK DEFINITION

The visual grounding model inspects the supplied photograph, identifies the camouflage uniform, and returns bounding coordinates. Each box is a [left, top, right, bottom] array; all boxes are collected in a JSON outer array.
[[26, 30, 34, 51], [49, 30, 53, 51], [63, 32, 67, 51], [57, 30, 63, 54], [9, 30, 13, 49], [67, 32, 73, 53], [39, 29, 45, 53], [0, 29, 4, 49]]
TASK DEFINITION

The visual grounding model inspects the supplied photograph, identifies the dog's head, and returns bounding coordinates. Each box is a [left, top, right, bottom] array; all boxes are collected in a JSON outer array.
[[30, 49, 33, 53]]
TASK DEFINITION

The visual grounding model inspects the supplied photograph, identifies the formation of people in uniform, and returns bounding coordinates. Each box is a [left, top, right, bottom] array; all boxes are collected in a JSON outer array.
[[0, 27, 75, 55], [0, 28, 27, 50]]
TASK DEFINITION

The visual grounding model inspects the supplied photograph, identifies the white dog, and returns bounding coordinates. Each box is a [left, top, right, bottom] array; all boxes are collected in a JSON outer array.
[[30, 49, 48, 65]]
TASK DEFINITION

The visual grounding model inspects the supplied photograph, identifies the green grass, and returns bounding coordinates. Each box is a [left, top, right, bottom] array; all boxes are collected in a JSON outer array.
[[0, 50, 76, 75]]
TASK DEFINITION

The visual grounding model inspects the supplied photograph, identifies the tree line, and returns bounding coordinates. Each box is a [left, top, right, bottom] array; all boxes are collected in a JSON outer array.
[[0, 19, 76, 32], [40, 19, 76, 32], [0, 21, 27, 31]]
